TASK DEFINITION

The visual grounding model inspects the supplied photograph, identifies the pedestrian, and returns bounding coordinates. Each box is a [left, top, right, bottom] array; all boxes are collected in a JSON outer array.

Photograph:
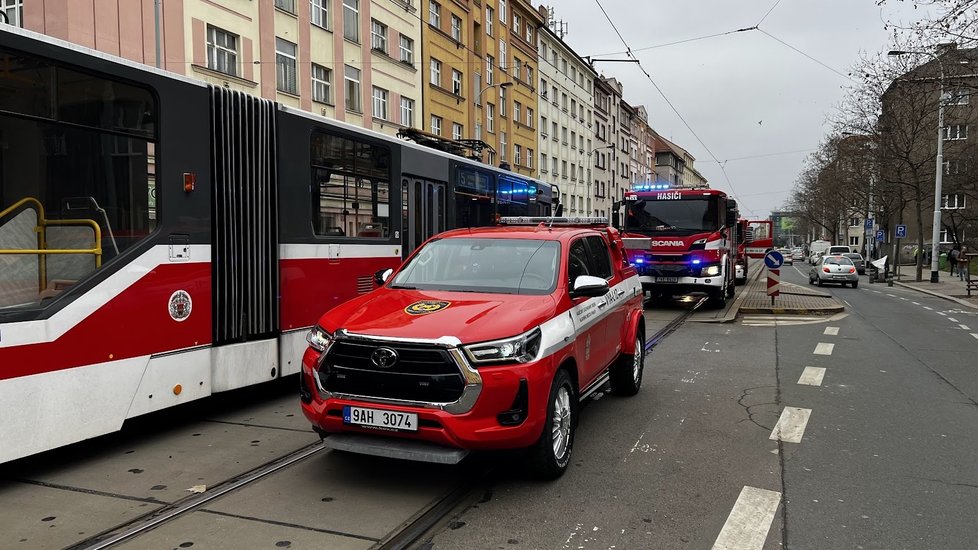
[[958, 246, 970, 281], [949, 246, 959, 275]]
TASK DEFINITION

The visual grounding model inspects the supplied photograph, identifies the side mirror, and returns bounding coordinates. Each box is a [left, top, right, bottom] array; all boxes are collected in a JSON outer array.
[[571, 275, 609, 298], [374, 268, 393, 286]]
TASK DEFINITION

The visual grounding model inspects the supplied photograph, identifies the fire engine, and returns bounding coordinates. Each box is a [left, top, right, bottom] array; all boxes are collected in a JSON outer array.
[[743, 220, 774, 259], [620, 185, 740, 307], [0, 27, 556, 463], [300, 218, 646, 478]]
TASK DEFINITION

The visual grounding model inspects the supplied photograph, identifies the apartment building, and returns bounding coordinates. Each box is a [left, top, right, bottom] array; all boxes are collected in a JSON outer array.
[[627, 103, 655, 186], [536, 8, 596, 216], [21, 0, 423, 136], [594, 76, 628, 217]]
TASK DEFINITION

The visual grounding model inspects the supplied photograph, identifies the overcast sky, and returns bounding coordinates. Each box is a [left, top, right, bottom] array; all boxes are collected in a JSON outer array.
[[547, 0, 928, 218]]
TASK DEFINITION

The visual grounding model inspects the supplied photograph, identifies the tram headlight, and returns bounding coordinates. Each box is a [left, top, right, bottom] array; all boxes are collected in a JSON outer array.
[[464, 328, 542, 365], [306, 325, 333, 352]]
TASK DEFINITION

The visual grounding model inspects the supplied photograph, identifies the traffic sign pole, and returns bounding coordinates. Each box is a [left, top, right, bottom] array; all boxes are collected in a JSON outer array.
[[763, 250, 784, 304]]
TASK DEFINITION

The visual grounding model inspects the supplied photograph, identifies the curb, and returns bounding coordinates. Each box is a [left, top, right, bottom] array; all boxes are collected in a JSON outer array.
[[694, 259, 767, 323], [738, 305, 845, 315], [891, 281, 978, 310]]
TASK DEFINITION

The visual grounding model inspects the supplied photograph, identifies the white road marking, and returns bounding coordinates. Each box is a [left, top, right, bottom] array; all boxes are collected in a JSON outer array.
[[770, 407, 812, 443], [712, 486, 782, 550], [912, 301, 921, 305], [823, 327, 839, 336], [814, 342, 835, 355], [948, 317, 958, 322], [960, 325, 971, 331], [886, 293, 897, 297], [798, 367, 826, 386], [972, 333, 978, 340], [873, 290, 882, 294], [938, 312, 947, 316], [924, 306, 934, 311]]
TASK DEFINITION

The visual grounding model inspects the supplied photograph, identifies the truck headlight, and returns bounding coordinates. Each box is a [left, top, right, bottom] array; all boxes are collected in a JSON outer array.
[[464, 328, 542, 365], [306, 325, 333, 352], [703, 265, 721, 276]]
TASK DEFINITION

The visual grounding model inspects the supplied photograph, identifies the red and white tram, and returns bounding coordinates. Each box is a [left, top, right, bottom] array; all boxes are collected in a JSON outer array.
[[0, 26, 555, 463]]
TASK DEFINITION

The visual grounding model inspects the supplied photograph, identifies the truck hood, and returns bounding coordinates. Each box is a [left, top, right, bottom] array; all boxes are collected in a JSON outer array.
[[622, 231, 717, 252], [317, 289, 558, 344]]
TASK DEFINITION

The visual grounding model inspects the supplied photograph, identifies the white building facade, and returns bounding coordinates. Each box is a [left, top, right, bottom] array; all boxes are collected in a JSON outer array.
[[537, 21, 596, 216]]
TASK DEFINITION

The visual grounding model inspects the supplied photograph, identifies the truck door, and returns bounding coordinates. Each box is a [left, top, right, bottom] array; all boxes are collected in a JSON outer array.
[[402, 177, 447, 257]]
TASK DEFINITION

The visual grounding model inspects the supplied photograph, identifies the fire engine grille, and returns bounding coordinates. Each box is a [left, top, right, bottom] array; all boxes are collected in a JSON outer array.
[[639, 264, 694, 278], [319, 340, 465, 403]]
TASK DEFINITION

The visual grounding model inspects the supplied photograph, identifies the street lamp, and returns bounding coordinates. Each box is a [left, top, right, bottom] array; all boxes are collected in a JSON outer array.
[[889, 49, 947, 283]]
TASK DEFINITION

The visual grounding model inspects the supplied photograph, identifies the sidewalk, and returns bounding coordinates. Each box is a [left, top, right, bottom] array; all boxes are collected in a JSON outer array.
[[737, 266, 845, 315], [889, 271, 978, 310]]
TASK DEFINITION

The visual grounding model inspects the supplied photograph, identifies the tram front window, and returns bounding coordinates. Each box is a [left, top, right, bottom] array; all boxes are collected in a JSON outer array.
[[0, 48, 157, 312]]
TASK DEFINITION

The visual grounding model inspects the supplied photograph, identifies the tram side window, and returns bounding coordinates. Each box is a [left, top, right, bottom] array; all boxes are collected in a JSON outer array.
[[311, 132, 391, 239], [0, 48, 157, 312]]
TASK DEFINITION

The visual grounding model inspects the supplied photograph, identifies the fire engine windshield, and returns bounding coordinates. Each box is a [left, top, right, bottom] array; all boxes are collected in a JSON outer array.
[[391, 238, 559, 295], [624, 198, 720, 235]]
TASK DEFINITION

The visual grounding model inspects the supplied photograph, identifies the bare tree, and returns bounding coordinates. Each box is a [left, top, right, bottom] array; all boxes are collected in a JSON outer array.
[[879, 0, 978, 46]]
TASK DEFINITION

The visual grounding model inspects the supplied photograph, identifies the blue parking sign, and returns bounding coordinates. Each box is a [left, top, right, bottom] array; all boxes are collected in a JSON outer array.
[[864, 218, 873, 229], [895, 224, 907, 239], [876, 229, 885, 242]]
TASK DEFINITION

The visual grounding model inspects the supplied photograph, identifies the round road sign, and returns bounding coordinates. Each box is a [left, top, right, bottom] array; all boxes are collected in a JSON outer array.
[[764, 250, 784, 269]]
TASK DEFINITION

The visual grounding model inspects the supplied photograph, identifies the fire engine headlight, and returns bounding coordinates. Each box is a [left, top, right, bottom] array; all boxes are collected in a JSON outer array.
[[306, 325, 333, 352], [464, 328, 542, 365], [702, 265, 721, 277]]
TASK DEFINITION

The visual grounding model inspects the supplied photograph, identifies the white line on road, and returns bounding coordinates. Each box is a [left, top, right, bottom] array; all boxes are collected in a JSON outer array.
[[814, 342, 835, 355], [912, 301, 921, 305], [960, 325, 971, 331], [873, 290, 882, 294], [938, 312, 947, 316], [886, 294, 896, 297], [949, 317, 958, 322], [972, 333, 978, 340], [712, 486, 782, 550], [770, 407, 813, 443], [823, 327, 839, 336], [924, 306, 934, 311], [797, 367, 826, 386]]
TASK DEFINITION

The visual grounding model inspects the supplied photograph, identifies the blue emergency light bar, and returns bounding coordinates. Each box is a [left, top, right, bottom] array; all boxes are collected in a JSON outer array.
[[631, 183, 672, 191]]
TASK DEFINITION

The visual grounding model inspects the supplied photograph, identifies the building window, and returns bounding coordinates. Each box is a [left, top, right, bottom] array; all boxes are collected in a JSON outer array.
[[431, 115, 443, 135], [943, 124, 968, 140], [399, 36, 415, 65], [275, 0, 296, 13], [452, 69, 463, 95], [371, 20, 388, 53], [849, 236, 860, 246], [527, 148, 534, 169], [526, 65, 533, 85], [486, 55, 495, 85], [311, 0, 329, 29], [344, 65, 361, 112], [513, 57, 521, 78], [562, 160, 568, 178], [452, 123, 463, 140], [311, 64, 332, 103], [372, 86, 389, 120], [451, 14, 462, 41], [849, 217, 860, 227], [526, 107, 533, 129], [500, 132, 507, 161], [1, 0, 23, 27], [343, 0, 359, 41], [400, 97, 415, 127], [206, 25, 238, 77], [515, 144, 522, 166], [525, 24, 533, 43], [541, 154, 548, 173], [551, 85, 557, 105], [943, 159, 967, 175], [499, 0, 506, 22], [487, 103, 495, 133], [552, 157, 558, 174], [942, 193, 966, 209], [552, 121, 558, 140], [429, 1, 441, 27], [430, 58, 442, 86], [939, 228, 964, 243], [486, 6, 494, 35], [276, 38, 298, 95], [950, 88, 970, 105], [540, 115, 548, 135], [499, 86, 507, 117], [514, 101, 521, 124], [488, 150, 496, 166], [499, 40, 507, 68]]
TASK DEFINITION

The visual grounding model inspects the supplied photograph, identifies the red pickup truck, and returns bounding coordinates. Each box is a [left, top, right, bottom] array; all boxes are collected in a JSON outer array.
[[299, 217, 646, 478]]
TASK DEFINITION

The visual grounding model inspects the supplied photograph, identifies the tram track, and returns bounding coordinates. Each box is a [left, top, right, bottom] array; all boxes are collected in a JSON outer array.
[[65, 304, 701, 550]]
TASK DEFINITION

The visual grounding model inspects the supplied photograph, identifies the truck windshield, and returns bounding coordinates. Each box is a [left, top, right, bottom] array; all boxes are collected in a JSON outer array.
[[624, 198, 719, 234], [391, 238, 560, 295]]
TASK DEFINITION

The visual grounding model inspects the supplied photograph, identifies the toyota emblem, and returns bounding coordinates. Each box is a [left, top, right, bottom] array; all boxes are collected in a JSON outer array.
[[370, 347, 399, 369]]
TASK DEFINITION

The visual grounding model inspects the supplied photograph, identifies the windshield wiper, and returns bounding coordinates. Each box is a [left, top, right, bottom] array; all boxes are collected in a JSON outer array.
[[390, 284, 418, 290]]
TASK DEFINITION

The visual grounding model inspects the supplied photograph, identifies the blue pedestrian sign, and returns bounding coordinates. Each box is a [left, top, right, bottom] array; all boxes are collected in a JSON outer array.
[[895, 224, 907, 239], [864, 218, 874, 229], [764, 250, 784, 269], [876, 229, 885, 242]]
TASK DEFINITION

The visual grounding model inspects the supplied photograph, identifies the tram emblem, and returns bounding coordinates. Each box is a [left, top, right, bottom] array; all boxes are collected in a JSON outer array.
[[168, 290, 193, 322], [404, 300, 451, 315]]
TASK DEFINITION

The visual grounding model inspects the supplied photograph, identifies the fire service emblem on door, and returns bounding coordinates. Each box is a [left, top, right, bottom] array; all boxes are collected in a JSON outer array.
[[168, 290, 193, 322]]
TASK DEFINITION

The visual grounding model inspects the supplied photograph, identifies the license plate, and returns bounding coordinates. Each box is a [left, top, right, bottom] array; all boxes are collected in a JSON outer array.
[[343, 406, 418, 432], [655, 277, 679, 283]]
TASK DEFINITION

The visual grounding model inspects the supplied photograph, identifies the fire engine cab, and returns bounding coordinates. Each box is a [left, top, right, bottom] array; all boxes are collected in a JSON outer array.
[[299, 218, 645, 478], [620, 186, 740, 307]]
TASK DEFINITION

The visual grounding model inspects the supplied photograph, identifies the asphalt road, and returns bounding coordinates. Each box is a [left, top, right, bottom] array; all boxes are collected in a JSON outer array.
[[3, 269, 976, 549]]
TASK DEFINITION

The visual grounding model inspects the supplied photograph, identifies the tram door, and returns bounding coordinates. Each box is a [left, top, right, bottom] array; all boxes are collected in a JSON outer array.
[[403, 177, 447, 257]]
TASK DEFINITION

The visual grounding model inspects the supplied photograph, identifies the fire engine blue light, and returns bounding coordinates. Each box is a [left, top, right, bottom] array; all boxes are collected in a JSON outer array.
[[692, 259, 701, 265], [634, 258, 644, 264]]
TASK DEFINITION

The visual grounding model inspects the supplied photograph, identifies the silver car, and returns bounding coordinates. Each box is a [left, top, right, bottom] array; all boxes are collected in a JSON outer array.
[[843, 252, 866, 275], [809, 255, 859, 287]]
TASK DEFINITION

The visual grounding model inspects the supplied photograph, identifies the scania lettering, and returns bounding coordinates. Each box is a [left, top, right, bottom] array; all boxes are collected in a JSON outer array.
[[620, 187, 739, 307]]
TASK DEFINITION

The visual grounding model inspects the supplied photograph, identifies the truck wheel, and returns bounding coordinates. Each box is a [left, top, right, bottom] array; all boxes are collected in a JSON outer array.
[[610, 333, 645, 397], [725, 276, 735, 298], [708, 280, 728, 308], [527, 369, 576, 479]]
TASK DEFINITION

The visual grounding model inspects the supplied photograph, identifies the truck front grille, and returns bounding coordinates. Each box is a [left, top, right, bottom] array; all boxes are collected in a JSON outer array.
[[319, 340, 465, 403]]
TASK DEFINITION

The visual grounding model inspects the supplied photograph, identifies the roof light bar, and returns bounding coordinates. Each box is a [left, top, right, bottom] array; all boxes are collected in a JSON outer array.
[[498, 216, 610, 227], [631, 183, 673, 191]]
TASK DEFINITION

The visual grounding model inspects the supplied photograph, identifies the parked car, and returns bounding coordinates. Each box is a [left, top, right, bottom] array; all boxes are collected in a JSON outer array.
[[300, 218, 646, 479], [809, 255, 859, 287], [828, 245, 852, 255], [843, 252, 866, 274]]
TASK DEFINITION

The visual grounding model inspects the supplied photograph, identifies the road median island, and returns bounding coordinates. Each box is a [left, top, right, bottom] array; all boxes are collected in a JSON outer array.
[[737, 267, 845, 315]]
